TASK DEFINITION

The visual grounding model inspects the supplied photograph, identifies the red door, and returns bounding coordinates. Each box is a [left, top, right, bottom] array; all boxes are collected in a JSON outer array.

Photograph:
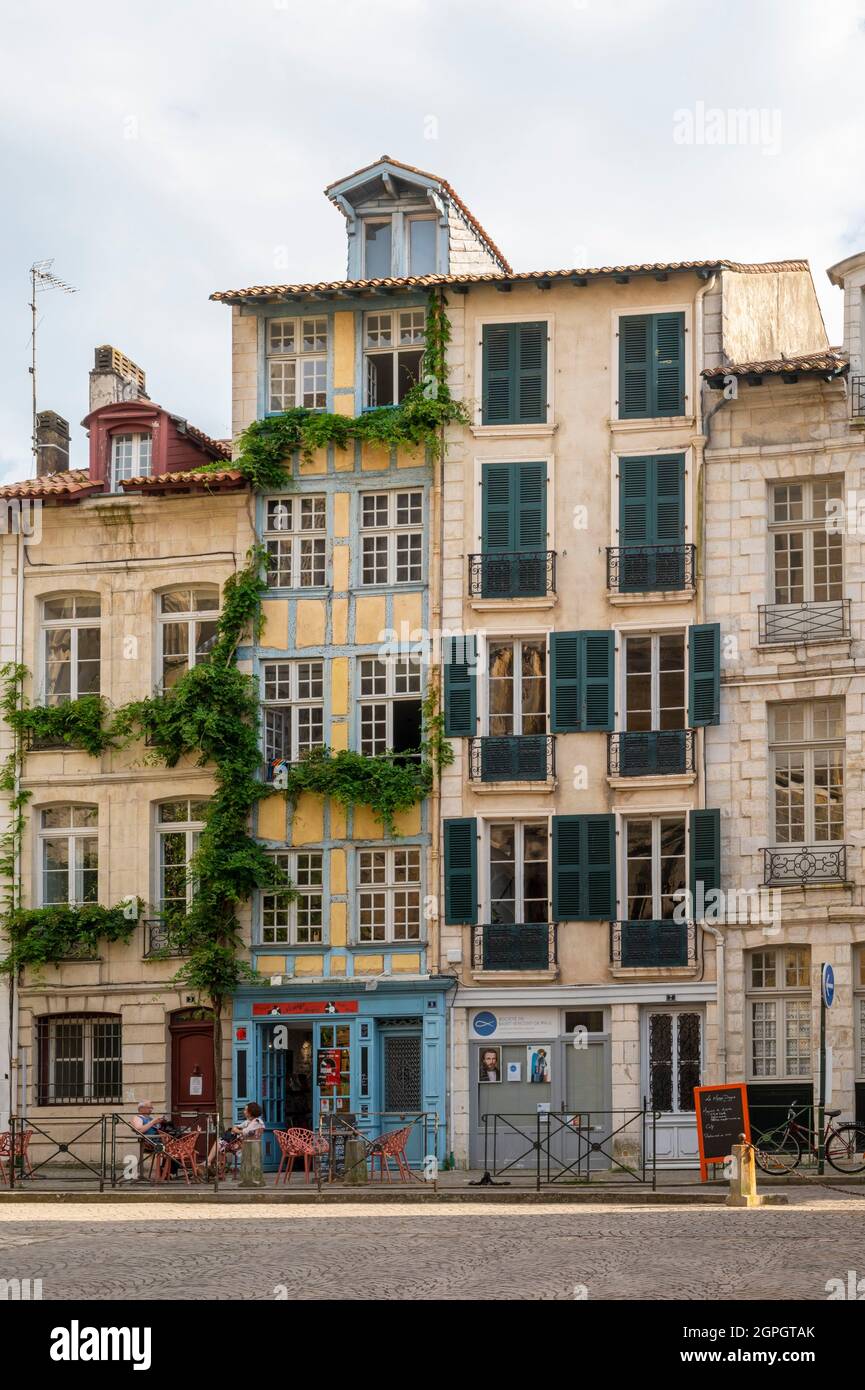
[[170, 1012, 215, 1150]]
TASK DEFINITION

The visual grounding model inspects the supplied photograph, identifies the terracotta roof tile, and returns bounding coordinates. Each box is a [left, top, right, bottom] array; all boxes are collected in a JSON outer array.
[[0, 469, 101, 500], [703, 348, 848, 379], [120, 468, 246, 494], [212, 258, 810, 304]]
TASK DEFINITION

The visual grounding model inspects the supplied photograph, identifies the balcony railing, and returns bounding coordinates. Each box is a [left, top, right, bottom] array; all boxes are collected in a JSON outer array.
[[607, 729, 695, 778], [763, 845, 849, 887], [611, 919, 697, 969], [607, 544, 695, 594], [468, 734, 555, 782], [143, 918, 185, 958], [851, 374, 865, 418], [472, 922, 557, 971], [468, 550, 556, 599], [758, 599, 851, 645]]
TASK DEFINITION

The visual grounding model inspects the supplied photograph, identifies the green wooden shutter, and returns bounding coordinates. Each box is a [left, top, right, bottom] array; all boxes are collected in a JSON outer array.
[[481, 463, 514, 553], [553, 815, 616, 921], [688, 623, 720, 727], [515, 322, 547, 424], [482, 324, 513, 425], [515, 462, 547, 550], [619, 315, 651, 418], [619, 456, 652, 545], [580, 631, 615, 732], [444, 818, 477, 925], [443, 634, 477, 737], [550, 632, 580, 733], [654, 312, 686, 417], [689, 808, 721, 917], [654, 454, 685, 545]]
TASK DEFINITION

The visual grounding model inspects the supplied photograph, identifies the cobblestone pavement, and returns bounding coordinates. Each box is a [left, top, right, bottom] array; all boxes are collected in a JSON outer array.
[[1, 1194, 864, 1299]]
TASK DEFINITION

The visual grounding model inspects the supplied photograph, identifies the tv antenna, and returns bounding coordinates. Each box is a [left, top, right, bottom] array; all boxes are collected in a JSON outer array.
[[29, 259, 77, 475]]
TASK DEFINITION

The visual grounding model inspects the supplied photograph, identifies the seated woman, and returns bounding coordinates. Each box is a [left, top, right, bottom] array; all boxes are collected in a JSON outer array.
[[207, 1102, 265, 1170]]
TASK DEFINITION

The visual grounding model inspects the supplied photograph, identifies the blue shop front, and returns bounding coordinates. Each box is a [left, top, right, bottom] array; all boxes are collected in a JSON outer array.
[[232, 981, 450, 1170]]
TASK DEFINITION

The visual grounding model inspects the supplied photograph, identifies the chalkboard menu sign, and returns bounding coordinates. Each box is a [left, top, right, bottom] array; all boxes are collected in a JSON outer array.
[[693, 1083, 751, 1181]]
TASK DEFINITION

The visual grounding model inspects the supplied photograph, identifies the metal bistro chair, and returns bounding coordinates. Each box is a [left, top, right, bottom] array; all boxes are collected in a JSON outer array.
[[367, 1125, 413, 1182], [274, 1127, 329, 1184], [0, 1129, 35, 1184], [158, 1130, 203, 1184], [218, 1137, 243, 1181]]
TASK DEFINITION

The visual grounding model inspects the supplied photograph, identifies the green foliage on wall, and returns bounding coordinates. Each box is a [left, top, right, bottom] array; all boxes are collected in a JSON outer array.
[[0, 901, 140, 976]]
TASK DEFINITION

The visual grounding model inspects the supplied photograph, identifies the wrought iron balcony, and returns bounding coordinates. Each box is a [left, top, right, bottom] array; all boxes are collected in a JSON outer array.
[[468, 550, 556, 599], [758, 599, 850, 645], [611, 919, 697, 969], [472, 922, 558, 971], [143, 918, 185, 958], [608, 729, 695, 777], [468, 734, 555, 782], [851, 374, 865, 418], [607, 544, 695, 594], [763, 845, 849, 887]]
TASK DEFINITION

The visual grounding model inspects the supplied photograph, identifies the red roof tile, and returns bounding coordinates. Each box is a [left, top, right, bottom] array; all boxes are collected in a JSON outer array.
[[703, 348, 847, 379], [0, 469, 101, 500], [120, 468, 246, 494]]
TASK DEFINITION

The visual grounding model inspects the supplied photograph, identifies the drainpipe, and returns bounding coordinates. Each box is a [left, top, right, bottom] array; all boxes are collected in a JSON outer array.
[[9, 527, 25, 1120]]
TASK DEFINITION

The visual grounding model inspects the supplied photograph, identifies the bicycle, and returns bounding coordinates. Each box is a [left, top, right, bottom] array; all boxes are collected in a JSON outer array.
[[754, 1103, 865, 1175]]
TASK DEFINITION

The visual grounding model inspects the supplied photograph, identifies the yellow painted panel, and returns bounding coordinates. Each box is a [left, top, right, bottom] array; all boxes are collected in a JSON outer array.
[[333, 492, 350, 538], [296, 599, 326, 647], [333, 440, 354, 472], [295, 955, 324, 976], [330, 955, 347, 976], [394, 805, 421, 836], [397, 444, 426, 469], [333, 394, 355, 417], [291, 794, 324, 844], [330, 804, 347, 840], [353, 805, 382, 840], [330, 849, 346, 896], [258, 794, 286, 841], [331, 657, 349, 715], [331, 598, 348, 644], [332, 546, 349, 592], [355, 594, 386, 645], [299, 447, 327, 475], [256, 955, 287, 974], [333, 312, 355, 388], [261, 600, 288, 651], [391, 953, 421, 973], [362, 441, 391, 472], [393, 591, 422, 634], [354, 955, 384, 975], [329, 721, 348, 751], [330, 901, 347, 946]]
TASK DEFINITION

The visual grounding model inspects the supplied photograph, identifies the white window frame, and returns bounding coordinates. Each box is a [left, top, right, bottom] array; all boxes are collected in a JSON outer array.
[[157, 586, 220, 690], [40, 594, 101, 705], [405, 215, 438, 275], [260, 849, 325, 946], [484, 818, 551, 925], [362, 309, 426, 408], [361, 218, 394, 278], [265, 316, 328, 412], [769, 699, 845, 845], [355, 845, 422, 944], [262, 659, 325, 764], [483, 635, 549, 736], [746, 946, 812, 1082], [37, 805, 99, 907], [110, 431, 152, 490], [359, 489, 424, 586], [619, 630, 686, 732], [609, 301, 693, 428], [358, 654, 424, 757], [768, 477, 845, 606], [472, 315, 555, 433], [619, 812, 688, 922], [155, 799, 208, 916], [264, 495, 327, 589], [644, 1007, 703, 1115]]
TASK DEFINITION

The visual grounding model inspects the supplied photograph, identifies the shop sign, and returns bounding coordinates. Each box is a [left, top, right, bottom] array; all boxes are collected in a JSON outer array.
[[252, 1001, 359, 1017], [470, 1007, 558, 1040]]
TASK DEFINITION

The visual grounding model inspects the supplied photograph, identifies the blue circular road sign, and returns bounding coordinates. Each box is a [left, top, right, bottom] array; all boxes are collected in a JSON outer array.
[[822, 963, 835, 1008]]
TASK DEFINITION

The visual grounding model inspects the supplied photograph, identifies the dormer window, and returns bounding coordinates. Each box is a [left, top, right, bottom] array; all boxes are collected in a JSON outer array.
[[267, 317, 328, 412], [364, 309, 426, 408], [111, 432, 151, 490], [364, 220, 393, 278], [407, 217, 436, 275]]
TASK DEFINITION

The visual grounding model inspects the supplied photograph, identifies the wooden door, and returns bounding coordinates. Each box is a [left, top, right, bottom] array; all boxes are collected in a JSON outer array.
[[170, 1012, 215, 1148]]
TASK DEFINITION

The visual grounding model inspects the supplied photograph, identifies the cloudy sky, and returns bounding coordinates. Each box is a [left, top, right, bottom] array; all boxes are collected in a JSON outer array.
[[1, 0, 863, 480]]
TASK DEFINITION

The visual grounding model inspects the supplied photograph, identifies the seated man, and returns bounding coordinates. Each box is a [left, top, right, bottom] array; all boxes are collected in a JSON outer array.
[[131, 1101, 178, 1178]]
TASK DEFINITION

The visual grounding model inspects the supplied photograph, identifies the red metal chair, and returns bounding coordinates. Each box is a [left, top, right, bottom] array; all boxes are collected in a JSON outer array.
[[218, 1137, 243, 1181], [158, 1131, 203, 1184], [274, 1127, 328, 1184], [367, 1126, 413, 1182], [0, 1129, 34, 1183]]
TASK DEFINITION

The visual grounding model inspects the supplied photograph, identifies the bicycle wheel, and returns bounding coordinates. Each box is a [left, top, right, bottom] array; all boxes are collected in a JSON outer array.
[[825, 1124, 865, 1175], [754, 1130, 801, 1174]]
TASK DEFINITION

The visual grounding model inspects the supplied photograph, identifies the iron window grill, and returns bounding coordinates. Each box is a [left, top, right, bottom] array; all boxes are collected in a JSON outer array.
[[143, 918, 185, 958], [607, 544, 695, 594], [607, 729, 695, 777], [36, 1014, 122, 1105], [471, 922, 557, 972], [762, 845, 848, 887], [758, 599, 851, 645], [467, 550, 556, 599], [382, 1034, 423, 1111], [851, 375, 865, 418], [468, 734, 555, 782], [610, 920, 698, 969]]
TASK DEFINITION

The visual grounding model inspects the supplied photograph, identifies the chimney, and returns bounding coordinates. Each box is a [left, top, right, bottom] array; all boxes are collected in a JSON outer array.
[[35, 410, 70, 477], [89, 345, 147, 413]]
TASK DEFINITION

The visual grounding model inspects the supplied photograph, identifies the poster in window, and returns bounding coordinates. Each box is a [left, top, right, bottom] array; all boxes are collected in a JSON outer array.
[[317, 1049, 342, 1089], [527, 1044, 552, 1085], [478, 1046, 501, 1083]]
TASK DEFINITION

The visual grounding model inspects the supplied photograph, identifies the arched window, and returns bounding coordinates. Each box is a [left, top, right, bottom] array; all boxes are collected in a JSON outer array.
[[37, 1013, 121, 1104], [41, 594, 100, 704], [111, 432, 152, 490], [157, 587, 219, 689], [38, 805, 98, 906]]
